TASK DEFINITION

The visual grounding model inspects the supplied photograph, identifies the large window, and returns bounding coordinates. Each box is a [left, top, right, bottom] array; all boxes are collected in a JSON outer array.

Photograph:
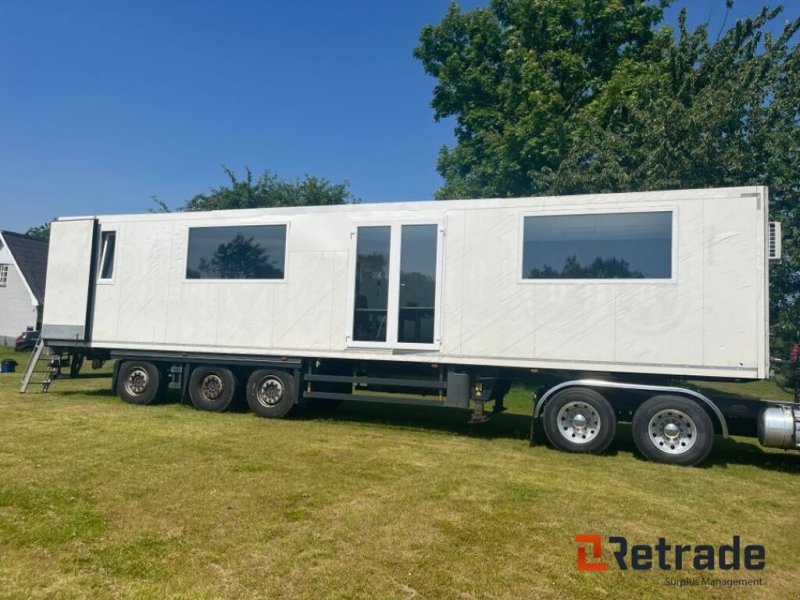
[[186, 225, 287, 280], [398, 224, 438, 344], [353, 226, 391, 342], [350, 222, 442, 347], [522, 212, 672, 280]]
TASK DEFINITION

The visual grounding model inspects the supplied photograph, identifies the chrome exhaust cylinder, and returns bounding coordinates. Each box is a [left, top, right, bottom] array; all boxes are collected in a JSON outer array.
[[758, 405, 800, 450]]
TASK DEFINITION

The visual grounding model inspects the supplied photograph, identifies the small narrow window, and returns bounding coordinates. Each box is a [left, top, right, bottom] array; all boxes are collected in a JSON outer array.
[[0, 264, 8, 286], [98, 231, 116, 280]]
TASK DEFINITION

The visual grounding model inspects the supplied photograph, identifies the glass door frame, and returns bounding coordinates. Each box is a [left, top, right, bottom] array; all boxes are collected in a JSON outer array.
[[345, 218, 445, 351]]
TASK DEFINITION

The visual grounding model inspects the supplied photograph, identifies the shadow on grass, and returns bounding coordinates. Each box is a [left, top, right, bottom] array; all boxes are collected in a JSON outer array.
[[294, 401, 534, 441], [56, 388, 116, 398], [49, 386, 800, 471], [703, 436, 800, 472], [299, 405, 800, 471], [613, 423, 800, 473], [67, 372, 114, 380]]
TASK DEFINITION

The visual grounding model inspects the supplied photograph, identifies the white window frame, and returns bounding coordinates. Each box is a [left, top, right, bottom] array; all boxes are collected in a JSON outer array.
[[0, 264, 8, 286], [97, 229, 117, 284], [346, 219, 445, 350], [183, 221, 290, 284], [517, 206, 678, 285]]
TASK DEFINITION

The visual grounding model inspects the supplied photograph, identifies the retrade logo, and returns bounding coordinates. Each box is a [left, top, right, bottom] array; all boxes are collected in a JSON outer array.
[[575, 535, 765, 572]]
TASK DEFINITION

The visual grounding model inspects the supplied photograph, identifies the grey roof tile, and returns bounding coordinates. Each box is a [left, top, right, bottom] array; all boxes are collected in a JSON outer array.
[[1, 231, 49, 304]]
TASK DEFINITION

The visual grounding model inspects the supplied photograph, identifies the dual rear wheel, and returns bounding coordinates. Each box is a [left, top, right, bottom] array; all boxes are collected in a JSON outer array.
[[542, 388, 714, 466]]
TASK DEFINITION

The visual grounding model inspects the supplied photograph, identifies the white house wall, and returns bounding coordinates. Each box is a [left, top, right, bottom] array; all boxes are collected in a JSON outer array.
[[54, 187, 769, 379], [0, 243, 38, 341]]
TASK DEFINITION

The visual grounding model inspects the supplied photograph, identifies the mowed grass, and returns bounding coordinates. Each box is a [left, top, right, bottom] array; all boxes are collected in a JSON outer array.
[[1, 347, 799, 599]]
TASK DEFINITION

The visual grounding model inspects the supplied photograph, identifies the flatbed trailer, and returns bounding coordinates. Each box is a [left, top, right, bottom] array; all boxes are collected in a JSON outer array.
[[31, 186, 798, 465]]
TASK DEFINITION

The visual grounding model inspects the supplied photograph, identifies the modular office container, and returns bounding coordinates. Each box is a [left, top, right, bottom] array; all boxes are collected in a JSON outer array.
[[36, 186, 799, 465]]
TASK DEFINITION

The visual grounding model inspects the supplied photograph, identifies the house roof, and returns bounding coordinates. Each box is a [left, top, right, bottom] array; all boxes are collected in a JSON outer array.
[[0, 231, 49, 304]]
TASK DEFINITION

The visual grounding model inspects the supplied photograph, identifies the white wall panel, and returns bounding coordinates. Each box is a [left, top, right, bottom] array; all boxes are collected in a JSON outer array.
[[271, 252, 337, 350], [533, 285, 616, 362], [42, 187, 770, 379], [41, 219, 94, 340], [703, 197, 760, 368]]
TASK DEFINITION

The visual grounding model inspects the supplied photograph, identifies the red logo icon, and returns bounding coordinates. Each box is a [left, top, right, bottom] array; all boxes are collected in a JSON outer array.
[[575, 534, 609, 571]]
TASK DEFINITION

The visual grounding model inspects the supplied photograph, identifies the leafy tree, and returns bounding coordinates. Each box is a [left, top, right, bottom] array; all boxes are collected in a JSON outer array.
[[529, 255, 645, 279], [161, 166, 358, 212], [415, 0, 800, 352], [25, 223, 51, 241]]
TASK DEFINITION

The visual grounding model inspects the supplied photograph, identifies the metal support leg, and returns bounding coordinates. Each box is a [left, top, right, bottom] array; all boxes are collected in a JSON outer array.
[[529, 391, 538, 447], [469, 400, 487, 423]]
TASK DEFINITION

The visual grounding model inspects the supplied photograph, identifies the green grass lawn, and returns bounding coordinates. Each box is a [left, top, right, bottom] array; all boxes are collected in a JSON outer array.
[[1, 346, 798, 599]]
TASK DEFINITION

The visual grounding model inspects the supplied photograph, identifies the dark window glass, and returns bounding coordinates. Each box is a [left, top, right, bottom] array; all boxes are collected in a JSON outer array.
[[522, 212, 672, 279], [186, 225, 286, 280], [398, 224, 438, 344], [99, 231, 116, 279], [353, 226, 390, 342]]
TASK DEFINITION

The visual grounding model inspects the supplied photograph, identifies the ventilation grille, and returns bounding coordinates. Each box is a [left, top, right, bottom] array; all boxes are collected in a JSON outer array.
[[769, 221, 782, 262]]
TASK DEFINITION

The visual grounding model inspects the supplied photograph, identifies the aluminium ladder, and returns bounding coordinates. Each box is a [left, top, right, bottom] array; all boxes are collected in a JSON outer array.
[[19, 338, 65, 393]]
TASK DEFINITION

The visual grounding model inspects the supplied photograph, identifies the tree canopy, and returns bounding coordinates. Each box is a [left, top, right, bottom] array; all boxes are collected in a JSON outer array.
[[158, 166, 358, 212], [415, 0, 800, 351], [24, 222, 51, 241]]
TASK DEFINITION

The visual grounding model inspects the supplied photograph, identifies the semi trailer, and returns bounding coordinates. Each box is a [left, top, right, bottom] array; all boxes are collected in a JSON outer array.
[[30, 185, 798, 465]]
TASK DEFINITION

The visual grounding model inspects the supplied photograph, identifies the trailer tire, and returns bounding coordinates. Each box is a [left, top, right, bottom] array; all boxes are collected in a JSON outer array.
[[632, 395, 714, 466], [189, 366, 237, 412], [116, 361, 162, 405], [246, 369, 296, 419], [543, 388, 616, 454]]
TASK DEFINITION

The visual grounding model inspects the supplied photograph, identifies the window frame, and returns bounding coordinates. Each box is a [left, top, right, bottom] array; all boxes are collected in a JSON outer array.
[[183, 221, 290, 284], [345, 218, 445, 351], [96, 229, 117, 284], [0, 264, 8, 286], [517, 206, 678, 285]]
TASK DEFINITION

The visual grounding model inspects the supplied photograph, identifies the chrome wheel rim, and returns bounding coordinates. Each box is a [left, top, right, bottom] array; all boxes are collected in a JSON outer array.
[[648, 409, 697, 455], [556, 401, 601, 444], [124, 368, 148, 396], [256, 376, 284, 407], [201, 374, 223, 401]]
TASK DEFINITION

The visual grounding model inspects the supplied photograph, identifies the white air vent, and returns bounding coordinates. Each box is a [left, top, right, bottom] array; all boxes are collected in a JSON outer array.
[[769, 221, 782, 262]]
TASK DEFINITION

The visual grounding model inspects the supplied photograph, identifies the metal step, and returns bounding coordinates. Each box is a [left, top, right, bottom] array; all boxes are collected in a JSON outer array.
[[19, 340, 67, 394]]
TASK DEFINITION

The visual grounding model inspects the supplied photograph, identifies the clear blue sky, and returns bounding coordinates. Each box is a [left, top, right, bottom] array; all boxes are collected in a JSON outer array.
[[0, 0, 794, 232]]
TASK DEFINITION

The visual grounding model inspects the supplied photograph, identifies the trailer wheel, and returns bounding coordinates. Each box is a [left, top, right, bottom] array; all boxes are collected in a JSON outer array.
[[632, 395, 714, 466], [246, 369, 296, 418], [543, 388, 616, 454], [189, 366, 237, 412], [116, 361, 161, 405]]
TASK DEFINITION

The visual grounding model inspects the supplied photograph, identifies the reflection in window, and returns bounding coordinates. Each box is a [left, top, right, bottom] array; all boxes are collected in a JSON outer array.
[[98, 231, 116, 280], [398, 224, 437, 344], [353, 226, 390, 342], [186, 225, 286, 280], [522, 212, 672, 279]]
